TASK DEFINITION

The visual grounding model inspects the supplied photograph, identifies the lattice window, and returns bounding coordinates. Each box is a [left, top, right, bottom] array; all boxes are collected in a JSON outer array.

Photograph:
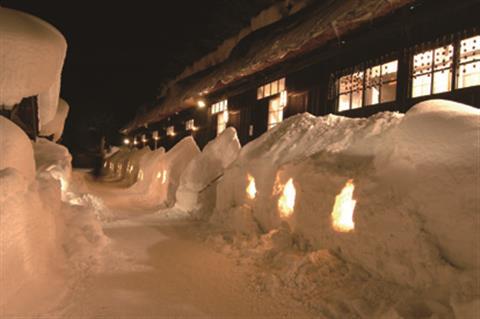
[[166, 126, 175, 137], [217, 110, 229, 136], [211, 100, 228, 115], [257, 78, 286, 100], [412, 44, 454, 97], [185, 119, 195, 131], [457, 35, 480, 89]]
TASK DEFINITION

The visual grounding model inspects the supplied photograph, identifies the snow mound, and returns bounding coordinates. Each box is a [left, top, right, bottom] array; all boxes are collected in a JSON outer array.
[[210, 99, 479, 318], [39, 98, 70, 141], [176, 127, 241, 218], [0, 7, 67, 127], [1, 138, 108, 313], [0, 116, 35, 180]]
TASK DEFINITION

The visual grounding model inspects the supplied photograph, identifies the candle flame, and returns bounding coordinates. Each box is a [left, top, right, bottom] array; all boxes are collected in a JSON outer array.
[[331, 179, 357, 232], [246, 174, 257, 199], [278, 178, 296, 218]]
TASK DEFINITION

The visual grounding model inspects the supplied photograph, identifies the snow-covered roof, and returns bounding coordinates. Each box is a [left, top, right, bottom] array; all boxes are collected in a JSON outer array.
[[124, 0, 413, 133], [0, 7, 67, 128]]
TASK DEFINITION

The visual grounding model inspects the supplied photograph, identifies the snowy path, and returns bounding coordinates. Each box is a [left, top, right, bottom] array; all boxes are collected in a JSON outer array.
[[51, 179, 314, 319]]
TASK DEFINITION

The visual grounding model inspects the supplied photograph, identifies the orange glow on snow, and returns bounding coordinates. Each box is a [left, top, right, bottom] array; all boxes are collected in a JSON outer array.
[[331, 179, 357, 232], [278, 178, 296, 218], [246, 174, 257, 199], [162, 170, 168, 184]]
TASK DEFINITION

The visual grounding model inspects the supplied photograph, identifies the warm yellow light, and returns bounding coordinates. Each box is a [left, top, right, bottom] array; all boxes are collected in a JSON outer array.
[[162, 170, 168, 184], [331, 179, 357, 233], [246, 174, 257, 199], [124, 138, 130, 145], [138, 170, 144, 181], [156, 171, 162, 179], [197, 100, 206, 108], [278, 178, 296, 218]]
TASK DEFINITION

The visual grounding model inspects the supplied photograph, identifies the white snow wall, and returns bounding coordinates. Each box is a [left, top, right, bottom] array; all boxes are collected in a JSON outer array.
[[175, 127, 241, 219], [0, 7, 67, 127], [210, 100, 479, 307]]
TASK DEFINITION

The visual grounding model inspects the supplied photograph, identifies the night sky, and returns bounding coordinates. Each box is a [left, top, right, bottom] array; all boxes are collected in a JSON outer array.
[[1, 0, 276, 157]]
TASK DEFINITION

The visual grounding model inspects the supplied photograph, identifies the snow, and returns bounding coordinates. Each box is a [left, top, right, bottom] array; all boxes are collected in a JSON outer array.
[[124, 0, 413, 131], [175, 127, 241, 219], [208, 99, 480, 318], [1, 137, 108, 315], [0, 7, 67, 127], [40, 98, 70, 141], [176, 0, 311, 83], [98, 136, 200, 211], [0, 116, 36, 180], [2, 99, 478, 319]]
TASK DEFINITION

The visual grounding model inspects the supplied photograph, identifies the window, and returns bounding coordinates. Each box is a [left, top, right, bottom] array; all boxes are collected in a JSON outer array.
[[248, 125, 254, 136], [365, 61, 398, 105], [211, 99, 228, 115], [217, 110, 229, 136], [457, 35, 480, 89], [412, 44, 454, 97], [336, 60, 398, 112], [267, 90, 287, 129], [185, 119, 196, 131], [257, 78, 286, 100], [166, 126, 175, 137], [337, 71, 364, 111]]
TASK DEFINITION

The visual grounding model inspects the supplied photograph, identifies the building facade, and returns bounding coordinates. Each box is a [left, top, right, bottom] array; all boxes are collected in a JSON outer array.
[[125, 0, 479, 150]]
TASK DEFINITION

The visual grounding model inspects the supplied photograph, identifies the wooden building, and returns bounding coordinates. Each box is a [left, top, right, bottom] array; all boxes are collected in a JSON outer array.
[[123, 0, 479, 150]]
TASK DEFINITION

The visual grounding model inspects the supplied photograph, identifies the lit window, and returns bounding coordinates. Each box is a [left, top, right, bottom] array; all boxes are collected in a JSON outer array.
[[166, 126, 175, 137], [268, 96, 284, 129], [337, 71, 364, 111], [365, 60, 398, 105], [186, 119, 196, 131], [257, 78, 286, 100], [211, 99, 228, 115], [412, 44, 454, 97], [457, 35, 480, 89], [217, 110, 229, 136]]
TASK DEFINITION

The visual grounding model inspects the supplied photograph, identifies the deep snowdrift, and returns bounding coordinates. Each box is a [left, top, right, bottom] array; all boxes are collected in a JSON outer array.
[[175, 127, 241, 219], [0, 115, 36, 180], [208, 99, 479, 318], [0, 7, 67, 127], [0, 119, 107, 314], [101, 137, 200, 210]]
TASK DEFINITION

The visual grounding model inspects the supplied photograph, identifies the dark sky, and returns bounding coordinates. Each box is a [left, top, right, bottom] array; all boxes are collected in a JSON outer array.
[[1, 0, 276, 151]]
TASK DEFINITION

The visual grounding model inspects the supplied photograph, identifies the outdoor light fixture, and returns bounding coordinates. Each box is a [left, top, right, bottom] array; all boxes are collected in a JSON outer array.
[[197, 100, 206, 108], [123, 138, 130, 145]]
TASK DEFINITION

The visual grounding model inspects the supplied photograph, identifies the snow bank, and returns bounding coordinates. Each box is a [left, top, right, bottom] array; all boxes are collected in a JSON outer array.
[[98, 137, 200, 210], [176, 127, 241, 219], [40, 98, 70, 141], [209, 100, 479, 318], [0, 167, 64, 310], [158, 137, 201, 207], [1, 137, 108, 313], [0, 7, 67, 127], [0, 116, 35, 180]]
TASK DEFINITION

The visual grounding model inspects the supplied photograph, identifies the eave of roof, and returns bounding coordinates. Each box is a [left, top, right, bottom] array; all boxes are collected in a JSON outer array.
[[123, 0, 413, 133]]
